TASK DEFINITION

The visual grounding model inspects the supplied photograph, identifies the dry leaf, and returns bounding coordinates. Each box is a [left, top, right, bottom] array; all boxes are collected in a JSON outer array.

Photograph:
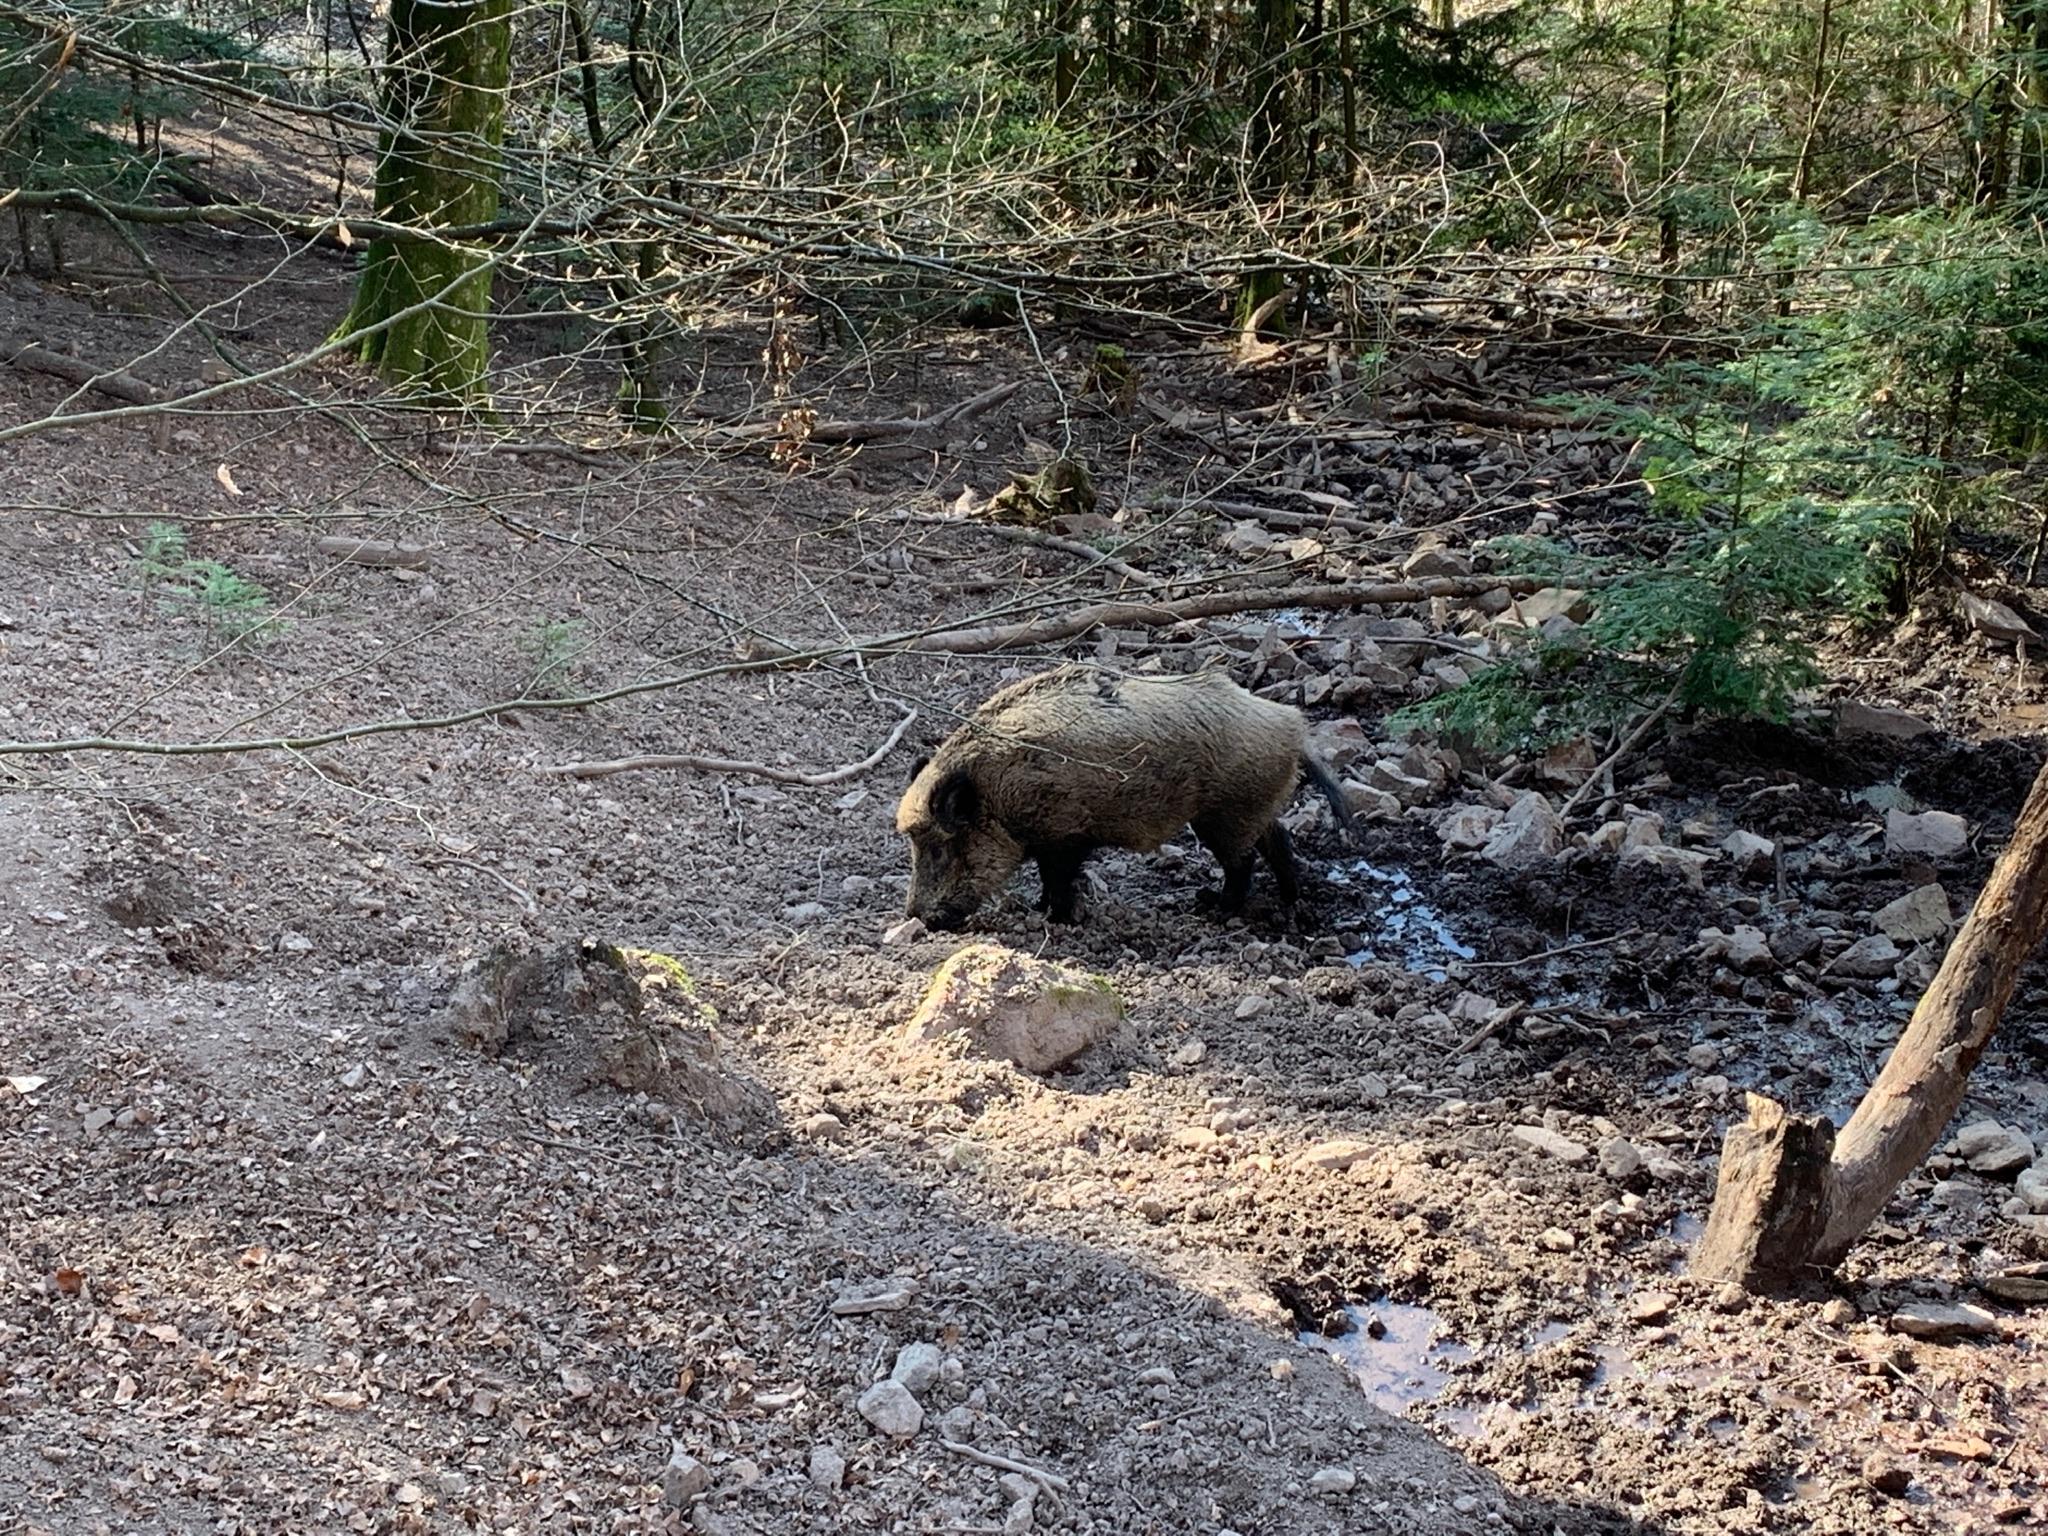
[[1922, 1434, 1997, 1462], [3, 1074, 47, 1095], [143, 1324, 180, 1343], [559, 1364, 594, 1399], [334, 220, 354, 248], [215, 464, 243, 497], [53, 1267, 84, 1296], [114, 1374, 138, 1405], [319, 1389, 367, 1410], [238, 1244, 268, 1268]]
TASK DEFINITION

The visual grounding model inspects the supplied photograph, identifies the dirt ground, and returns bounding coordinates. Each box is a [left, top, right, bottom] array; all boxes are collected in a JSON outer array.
[[2, 201, 2046, 1536]]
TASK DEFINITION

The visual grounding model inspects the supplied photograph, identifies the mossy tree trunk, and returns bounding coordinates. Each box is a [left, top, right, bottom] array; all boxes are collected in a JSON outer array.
[[337, 0, 513, 402]]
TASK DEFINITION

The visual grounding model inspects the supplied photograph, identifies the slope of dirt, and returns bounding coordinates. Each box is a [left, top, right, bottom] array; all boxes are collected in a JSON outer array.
[[3, 209, 2046, 1536]]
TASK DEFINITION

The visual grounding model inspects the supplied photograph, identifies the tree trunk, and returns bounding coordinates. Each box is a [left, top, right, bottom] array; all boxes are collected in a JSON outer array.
[[1655, 0, 1685, 318], [336, 0, 513, 402], [1696, 753, 2048, 1291]]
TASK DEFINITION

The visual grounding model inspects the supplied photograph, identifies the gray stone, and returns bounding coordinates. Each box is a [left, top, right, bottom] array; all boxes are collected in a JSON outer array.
[[891, 1342, 945, 1396], [2017, 1165, 2048, 1214], [1620, 843, 1711, 887], [1700, 926, 1773, 973], [1874, 885, 1952, 945], [1885, 809, 1969, 860], [1402, 543, 1472, 579], [1888, 1302, 1999, 1341], [1481, 792, 1563, 869], [1838, 701, 1937, 740], [783, 901, 828, 924], [1339, 781, 1403, 821], [1720, 830, 1776, 876], [1956, 1119, 2035, 1178], [1309, 1467, 1357, 1494], [1510, 1124, 1590, 1163], [662, 1447, 710, 1506], [857, 1379, 925, 1437], [1825, 934, 1901, 979], [1437, 804, 1502, 850], [1598, 1136, 1641, 1180], [807, 1445, 846, 1491]]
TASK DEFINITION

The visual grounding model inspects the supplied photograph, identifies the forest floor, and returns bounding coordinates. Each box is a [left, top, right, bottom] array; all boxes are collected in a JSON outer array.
[[2, 186, 2047, 1536]]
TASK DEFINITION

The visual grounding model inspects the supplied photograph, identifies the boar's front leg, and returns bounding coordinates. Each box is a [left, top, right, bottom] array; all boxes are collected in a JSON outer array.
[[1031, 839, 1094, 924]]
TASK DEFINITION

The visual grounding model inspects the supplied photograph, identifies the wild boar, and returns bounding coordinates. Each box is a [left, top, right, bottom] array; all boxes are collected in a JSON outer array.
[[895, 665, 1351, 929]]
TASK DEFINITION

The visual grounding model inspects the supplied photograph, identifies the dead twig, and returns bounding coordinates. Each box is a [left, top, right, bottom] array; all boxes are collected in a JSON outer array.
[[713, 379, 1022, 445], [1555, 680, 1685, 824], [542, 707, 916, 783], [939, 1438, 1072, 1494], [2, 333, 158, 405]]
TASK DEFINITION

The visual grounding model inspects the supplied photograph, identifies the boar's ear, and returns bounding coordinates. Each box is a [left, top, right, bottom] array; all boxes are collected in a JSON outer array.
[[905, 752, 931, 787], [929, 770, 979, 832]]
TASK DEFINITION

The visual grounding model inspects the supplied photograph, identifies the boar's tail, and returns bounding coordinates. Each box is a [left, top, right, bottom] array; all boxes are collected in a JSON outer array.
[[1299, 751, 1355, 843]]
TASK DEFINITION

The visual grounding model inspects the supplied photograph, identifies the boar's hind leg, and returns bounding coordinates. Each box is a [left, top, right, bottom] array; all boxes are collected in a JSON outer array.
[[1032, 840, 1094, 924], [1193, 818, 1257, 913], [1258, 823, 1301, 904]]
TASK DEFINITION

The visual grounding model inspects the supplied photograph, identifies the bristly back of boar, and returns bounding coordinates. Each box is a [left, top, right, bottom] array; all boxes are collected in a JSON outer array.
[[895, 665, 1351, 930]]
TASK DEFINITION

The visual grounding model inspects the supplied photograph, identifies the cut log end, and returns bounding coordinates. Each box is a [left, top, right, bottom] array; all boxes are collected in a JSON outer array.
[[1693, 1093, 1836, 1293]]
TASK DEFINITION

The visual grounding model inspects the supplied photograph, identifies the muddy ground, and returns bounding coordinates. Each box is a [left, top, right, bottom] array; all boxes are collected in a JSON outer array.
[[2, 202, 2046, 1536]]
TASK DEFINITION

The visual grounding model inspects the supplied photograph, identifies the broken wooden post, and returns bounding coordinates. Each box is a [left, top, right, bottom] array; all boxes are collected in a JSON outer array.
[[1695, 752, 2048, 1290]]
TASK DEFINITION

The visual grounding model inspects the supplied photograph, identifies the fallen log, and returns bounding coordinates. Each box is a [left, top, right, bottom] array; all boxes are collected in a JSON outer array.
[[713, 379, 1021, 446], [315, 536, 431, 570], [2, 334, 158, 406], [741, 575, 1533, 661]]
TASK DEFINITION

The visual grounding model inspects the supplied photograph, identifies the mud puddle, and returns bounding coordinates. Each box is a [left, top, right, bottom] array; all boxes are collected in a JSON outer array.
[[1303, 1299, 1475, 1416], [1325, 859, 1475, 980]]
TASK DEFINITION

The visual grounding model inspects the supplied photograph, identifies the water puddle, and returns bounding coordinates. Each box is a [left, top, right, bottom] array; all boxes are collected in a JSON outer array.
[[1302, 1300, 1474, 1415], [1325, 859, 1475, 980]]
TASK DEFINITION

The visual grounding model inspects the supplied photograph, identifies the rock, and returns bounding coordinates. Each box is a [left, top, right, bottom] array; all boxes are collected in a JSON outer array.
[[1502, 587, 1592, 629], [1980, 1262, 2048, 1304], [1874, 884, 1952, 945], [338, 1064, 366, 1091], [1825, 934, 1901, 979], [1621, 813, 1665, 849], [1538, 739, 1599, 788], [1222, 521, 1283, 559], [1685, 1044, 1722, 1071], [1538, 1226, 1578, 1252], [1339, 781, 1403, 821], [1306, 719, 1371, 774], [1931, 1179, 1983, 1213], [1699, 926, 1772, 973], [1711, 1283, 1749, 1315], [1309, 1467, 1357, 1495], [882, 918, 927, 945], [891, 1342, 945, 1396], [81, 1107, 115, 1136], [1770, 925, 1824, 965], [1362, 759, 1438, 806], [1510, 1125, 1590, 1163], [807, 1445, 846, 1491], [1298, 1139, 1375, 1171], [662, 1447, 710, 1506], [783, 901, 828, 924], [1628, 1291, 1673, 1326], [1402, 543, 1472, 579], [1838, 700, 1937, 740], [1620, 843, 1711, 886], [1957, 588, 2041, 647], [1957, 1119, 2035, 1177], [799, 1112, 847, 1142], [2016, 1165, 2048, 1214], [1863, 1453, 1912, 1496], [857, 1379, 925, 1437], [1885, 809, 1968, 860], [1888, 1302, 1999, 1341], [1481, 792, 1563, 869], [1598, 1137, 1641, 1180], [900, 944, 1123, 1074], [1438, 804, 1503, 850], [832, 1278, 918, 1315], [1720, 829, 1776, 877]]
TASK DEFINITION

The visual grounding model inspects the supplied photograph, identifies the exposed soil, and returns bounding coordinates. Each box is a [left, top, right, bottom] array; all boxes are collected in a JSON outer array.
[[3, 202, 2046, 1536]]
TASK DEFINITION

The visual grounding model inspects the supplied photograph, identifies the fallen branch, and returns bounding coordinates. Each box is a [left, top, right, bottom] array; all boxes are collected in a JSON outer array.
[[715, 379, 1022, 446], [1196, 497, 1385, 538], [745, 576, 1533, 659], [2, 334, 158, 406], [315, 536, 431, 570], [1695, 751, 2048, 1290], [1555, 680, 1683, 824], [542, 708, 917, 783], [939, 1438, 1072, 1494], [1388, 396, 1573, 432]]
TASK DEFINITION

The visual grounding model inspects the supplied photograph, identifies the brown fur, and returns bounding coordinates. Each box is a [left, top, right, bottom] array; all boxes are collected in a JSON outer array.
[[895, 665, 1349, 928]]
